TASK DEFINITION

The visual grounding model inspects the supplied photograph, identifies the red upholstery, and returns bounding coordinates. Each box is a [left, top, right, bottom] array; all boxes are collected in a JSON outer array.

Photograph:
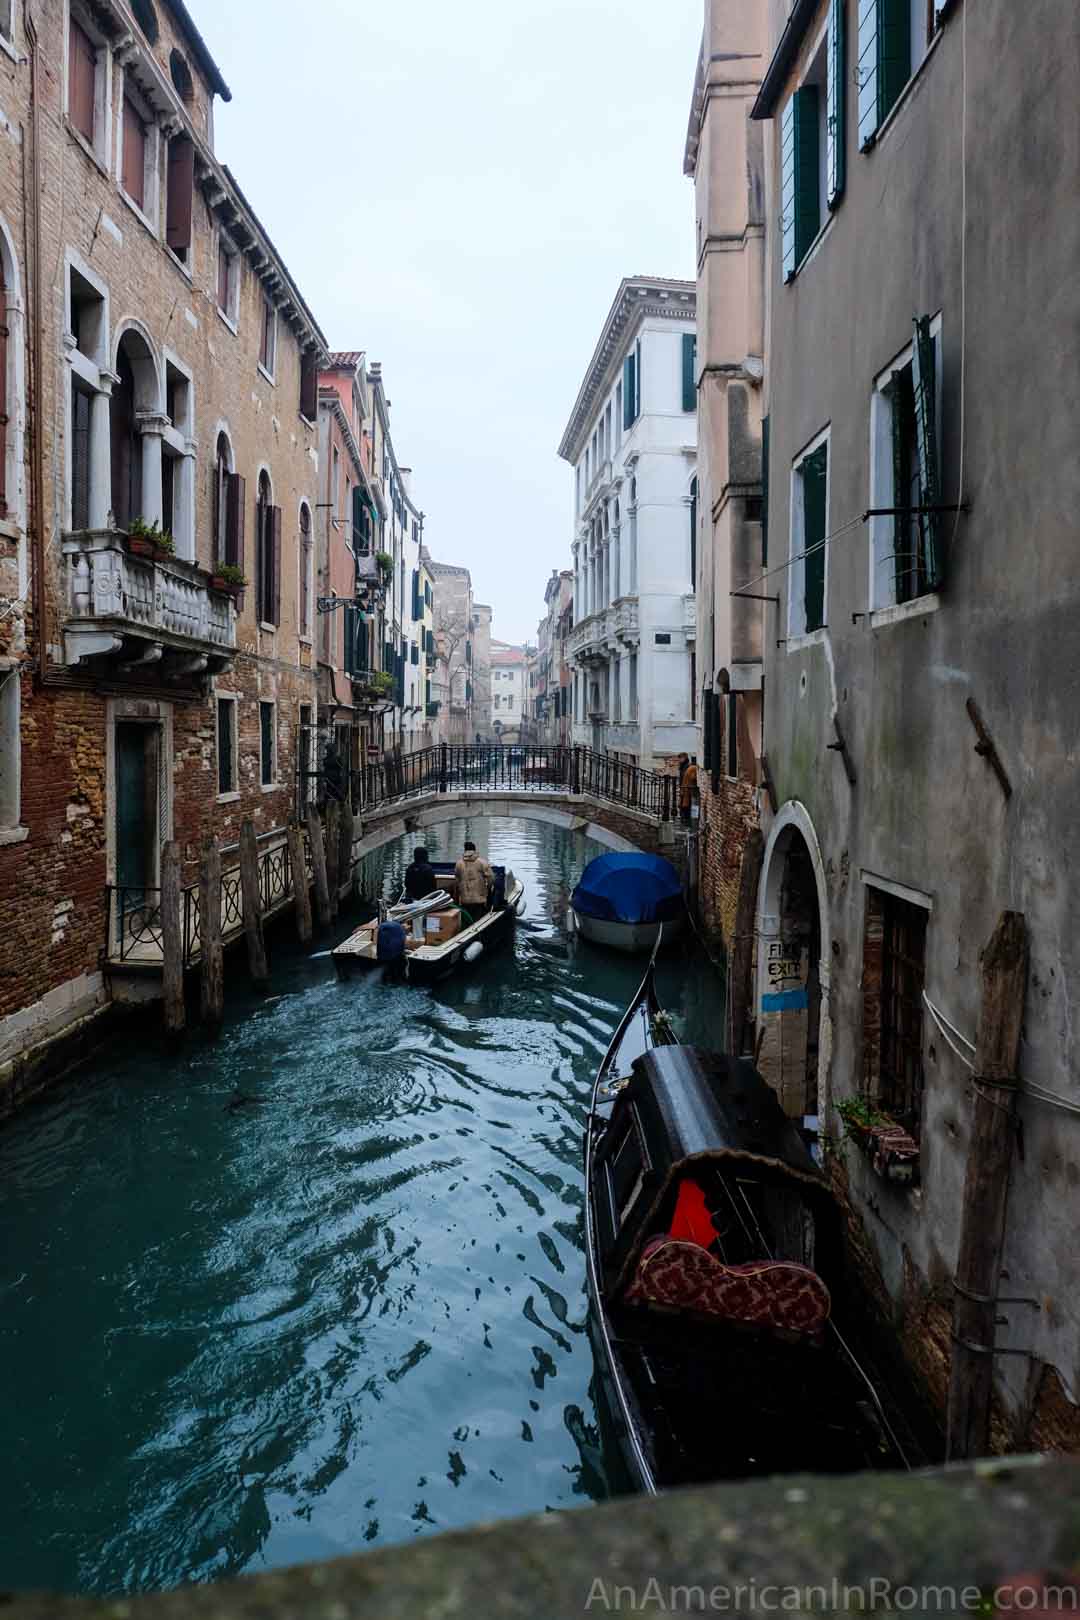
[[668, 1178, 715, 1249], [625, 1238, 831, 1337]]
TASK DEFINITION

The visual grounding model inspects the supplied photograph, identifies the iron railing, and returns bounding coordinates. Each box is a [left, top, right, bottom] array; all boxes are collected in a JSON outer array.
[[106, 828, 310, 968], [338, 744, 677, 822]]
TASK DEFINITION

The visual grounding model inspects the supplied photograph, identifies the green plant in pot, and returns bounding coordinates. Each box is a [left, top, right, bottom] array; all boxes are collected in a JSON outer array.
[[127, 518, 175, 557], [211, 563, 247, 594], [374, 551, 394, 577]]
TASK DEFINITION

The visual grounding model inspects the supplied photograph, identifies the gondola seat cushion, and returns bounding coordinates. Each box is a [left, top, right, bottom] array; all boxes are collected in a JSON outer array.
[[624, 1239, 831, 1336]]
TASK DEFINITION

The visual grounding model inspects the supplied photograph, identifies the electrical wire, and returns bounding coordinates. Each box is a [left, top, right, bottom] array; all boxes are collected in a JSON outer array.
[[922, 991, 975, 1070], [732, 514, 866, 601], [924, 992, 1080, 1119]]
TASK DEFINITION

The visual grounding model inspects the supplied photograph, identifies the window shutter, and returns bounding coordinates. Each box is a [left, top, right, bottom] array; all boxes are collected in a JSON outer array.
[[857, 0, 880, 148], [69, 19, 96, 145], [827, 0, 847, 207], [122, 99, 146, 208], [682, 332, 697, 412], [761, 415, 770, 566], [702, 689, 714, 772], [271, 505, 282, 626], [793, 86, 820, 267], [781, 96, 797, 281], [622, 354, 635, 429], [300, 351, 318, 421], [878, 0, 911, 126], [802, 445, 828, 632], [352, 484, 366, 550], [412, 568, 421, 621], [166, 138, 194, 253], [225, 472, 245, 569], [635, 340, 642, 418], [911, 316, 942, 588]]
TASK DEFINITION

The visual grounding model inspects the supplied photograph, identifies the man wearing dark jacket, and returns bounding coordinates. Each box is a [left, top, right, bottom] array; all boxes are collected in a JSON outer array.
[[404, 846, 438, 901]]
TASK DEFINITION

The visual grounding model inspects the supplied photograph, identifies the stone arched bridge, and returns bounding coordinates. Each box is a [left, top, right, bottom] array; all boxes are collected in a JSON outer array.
[[346, 745, 684, 867]]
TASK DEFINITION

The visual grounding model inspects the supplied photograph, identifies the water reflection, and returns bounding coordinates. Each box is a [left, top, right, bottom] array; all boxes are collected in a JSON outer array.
[[0, 816, 724, 1595]]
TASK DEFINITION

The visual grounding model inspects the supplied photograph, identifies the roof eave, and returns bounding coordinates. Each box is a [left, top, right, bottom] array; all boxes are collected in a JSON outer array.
[[163, 0, 232, 101], [751, 0, 820, 121]]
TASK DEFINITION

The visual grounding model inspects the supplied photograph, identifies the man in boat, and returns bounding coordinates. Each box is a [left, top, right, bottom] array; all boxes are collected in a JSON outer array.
[[404, 846, 438, 902], [454, 841, 495, 918]]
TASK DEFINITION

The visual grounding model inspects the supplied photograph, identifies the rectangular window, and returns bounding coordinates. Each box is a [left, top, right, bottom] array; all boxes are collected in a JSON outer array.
[[859, 0, 932, 150], [623, 350, 639, 429], [122, 96, 147, 211], [68, 17, 97, 147], [260, 701, 275, 787], [300, 350, 318, 421], [70, 379, 91, 530], [0, 668, 21, 831], [217, 238, 239, 324], [217, 697, 237, 796], [629, 651, 638, 720], [0, 1, 13, 41], [682, 331, 697, 412], [259, 296, 276, 377], [258, 505, 282, 626], [862, 885, 928, 1137], [166, 137, 195, 262], [790, 432, 829, 636], [781, 83, 821, 281], [870, 315, 943, 609]]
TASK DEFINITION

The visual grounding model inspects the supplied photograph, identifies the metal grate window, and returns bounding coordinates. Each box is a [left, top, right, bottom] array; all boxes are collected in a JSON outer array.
[[863, 887, 928, 1135]]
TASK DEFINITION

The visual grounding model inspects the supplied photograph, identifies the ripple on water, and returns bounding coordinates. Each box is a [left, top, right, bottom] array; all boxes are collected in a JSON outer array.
[[0, 816, 724, 1594]]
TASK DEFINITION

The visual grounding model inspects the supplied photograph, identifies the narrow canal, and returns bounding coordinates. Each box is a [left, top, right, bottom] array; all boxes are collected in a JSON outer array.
[[0, 817, 722, 1596]]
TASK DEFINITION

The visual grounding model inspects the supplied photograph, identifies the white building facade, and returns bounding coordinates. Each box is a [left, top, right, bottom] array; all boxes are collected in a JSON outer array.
[[559, 279, 698, 768], [490, 643, 526, 744]]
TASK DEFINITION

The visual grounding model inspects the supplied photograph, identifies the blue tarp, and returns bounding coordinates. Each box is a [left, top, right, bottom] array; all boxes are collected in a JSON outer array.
[[571, 853, 684, 926]]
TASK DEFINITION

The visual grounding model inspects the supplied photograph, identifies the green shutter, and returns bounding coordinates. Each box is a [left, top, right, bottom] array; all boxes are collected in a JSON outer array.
[[635, 340, 642, 418], [682, 331, 697, 413], [889, 370, 910, 603], [761, 414, 770, 566], [827, 0, 846, 207], [802, 443, 828, 632], [878, 0, 911, 125], [857, 0, 879, 148], [793, 86, 821, 267], [623, 354, 635, 428], [781, 96, 797, 280], [911, 315, 942, 589]]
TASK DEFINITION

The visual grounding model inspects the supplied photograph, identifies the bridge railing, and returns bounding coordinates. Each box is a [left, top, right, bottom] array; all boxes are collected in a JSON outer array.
[[331, 745, 677, 821]]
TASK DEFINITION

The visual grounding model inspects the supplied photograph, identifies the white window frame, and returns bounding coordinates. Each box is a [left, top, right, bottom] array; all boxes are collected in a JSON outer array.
[[787, 424, 831, 646], [216, 231, 240, 332], [259, 699, 277, 789], [66, 6, 112, 171], [298, 499, 314, 644], [216, 692, 239, 802], [258, 293, 277, 385], [0, 664, 25, 842], [117, 72, 160, 234], [868, 314, 943, 619]]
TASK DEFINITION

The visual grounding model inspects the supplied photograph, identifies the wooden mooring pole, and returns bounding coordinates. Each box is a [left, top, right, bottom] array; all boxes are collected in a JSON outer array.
[[199, 838, 224, 1029], [947, 910, 1029, 1461], [340, 797, 356, 902], [287, 823, 313, 945], [161, 840, 185, 1036], [325, 800, 341, 921], [306, 804, 332, 930], [239, 819, 269, 989]]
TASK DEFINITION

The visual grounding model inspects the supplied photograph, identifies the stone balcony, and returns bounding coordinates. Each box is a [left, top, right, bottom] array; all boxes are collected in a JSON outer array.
[[567, 597, 639, 664], [62, 531, 236, 679]]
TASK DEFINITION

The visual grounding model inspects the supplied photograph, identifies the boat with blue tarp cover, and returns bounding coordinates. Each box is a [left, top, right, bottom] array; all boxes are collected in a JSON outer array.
[[571, 852, 685, 953]]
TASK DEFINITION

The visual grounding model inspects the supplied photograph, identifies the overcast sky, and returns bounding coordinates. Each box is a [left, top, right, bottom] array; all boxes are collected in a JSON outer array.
[[213, 0, 701, 646]]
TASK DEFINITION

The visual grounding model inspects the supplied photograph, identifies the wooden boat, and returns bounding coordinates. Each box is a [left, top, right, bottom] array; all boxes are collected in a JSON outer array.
[[333, 862, 525, 987], [571, 853, 685, 955], [584, 952, 909, 1493]]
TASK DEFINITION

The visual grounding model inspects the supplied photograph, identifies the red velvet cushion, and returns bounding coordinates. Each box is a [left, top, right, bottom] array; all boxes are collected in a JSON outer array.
[[625, 1239, 831, 1337], [668, 1178, 715, 1249]]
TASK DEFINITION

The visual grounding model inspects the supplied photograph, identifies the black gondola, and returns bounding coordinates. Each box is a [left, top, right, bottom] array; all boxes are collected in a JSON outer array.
[[584, 951, 910, 1494]]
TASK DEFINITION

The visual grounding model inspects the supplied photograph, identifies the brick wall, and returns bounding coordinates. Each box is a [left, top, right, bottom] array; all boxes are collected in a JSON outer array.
[[697, 770, 758, 952]]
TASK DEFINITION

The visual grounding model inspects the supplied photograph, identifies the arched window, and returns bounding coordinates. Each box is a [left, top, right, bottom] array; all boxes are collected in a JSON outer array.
[[299, 502, 313, 638], [169, 49, 193, 103], [131, 0, 159, 43], [213, 433, 232, 566], [256, 471, 280, 626]]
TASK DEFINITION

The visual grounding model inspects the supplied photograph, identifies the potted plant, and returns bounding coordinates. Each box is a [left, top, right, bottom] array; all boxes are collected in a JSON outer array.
[[210, 563, 247, 597], [126, 518, 175, 560], [355, 669, 394, 704], [835, 1094, 920, 1184], [374, 550, 394, 579]]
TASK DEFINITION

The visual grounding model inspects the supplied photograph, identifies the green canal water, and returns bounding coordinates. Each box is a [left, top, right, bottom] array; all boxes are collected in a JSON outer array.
[[0, 817, 723, 1596]]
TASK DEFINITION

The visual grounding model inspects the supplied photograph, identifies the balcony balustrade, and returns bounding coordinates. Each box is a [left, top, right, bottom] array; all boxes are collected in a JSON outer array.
[[63, 530, 236, 678], [567, 596, 640, 664]]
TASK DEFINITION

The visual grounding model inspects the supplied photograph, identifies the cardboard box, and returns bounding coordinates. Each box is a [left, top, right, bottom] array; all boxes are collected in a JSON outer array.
[[424, 907, 462, 944]]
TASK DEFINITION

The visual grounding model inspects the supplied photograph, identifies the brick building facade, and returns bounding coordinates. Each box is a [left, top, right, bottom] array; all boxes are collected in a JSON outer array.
[[0, 0, 333, 1107]]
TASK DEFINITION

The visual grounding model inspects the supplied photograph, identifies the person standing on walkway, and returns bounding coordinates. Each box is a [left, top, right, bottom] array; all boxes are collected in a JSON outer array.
[[455, 841, 494, 917], [679, 757, 699, 826]]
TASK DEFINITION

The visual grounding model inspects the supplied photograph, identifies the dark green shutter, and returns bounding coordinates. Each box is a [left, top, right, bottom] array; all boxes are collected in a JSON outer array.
[[793, 86, 820, 267], [352, 484, 366, 551], [623, 354, 635, 428], [781, 96, 797, 280], [635, 340, 642, 418], [357, 611, 368, 675], [802, 443, 828, 632], [857, 0, 880, 148], [889, 370, 909, 602], [411, 568, 421, 621], [689, 476, 697, 588], [761, 414, 770, 566], [682, 332, 697, 412], [827, 0, 846, 207], [878, 0, 911, 125], [911, 315, 942, 589]]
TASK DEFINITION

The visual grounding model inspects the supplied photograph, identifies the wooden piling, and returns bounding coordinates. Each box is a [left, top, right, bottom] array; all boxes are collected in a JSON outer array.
[[161, 839, 185, 1036], [339, 798, 355, 901], [239, 819, 269, 988], [947, 910, 1029, 1461], [325, 800, 341, 921], [199, 838, 224, 1029], [307, 804, 332, 930], [287, 824, 313, 944]]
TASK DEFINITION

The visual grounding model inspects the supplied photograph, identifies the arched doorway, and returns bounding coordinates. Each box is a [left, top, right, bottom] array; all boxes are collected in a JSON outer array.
[[756, 804, 829, 1125], [110, 327, 159, 531]]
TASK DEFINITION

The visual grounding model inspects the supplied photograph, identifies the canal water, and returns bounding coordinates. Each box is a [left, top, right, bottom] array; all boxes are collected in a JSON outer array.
[[0, 816, 723, 1596]]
